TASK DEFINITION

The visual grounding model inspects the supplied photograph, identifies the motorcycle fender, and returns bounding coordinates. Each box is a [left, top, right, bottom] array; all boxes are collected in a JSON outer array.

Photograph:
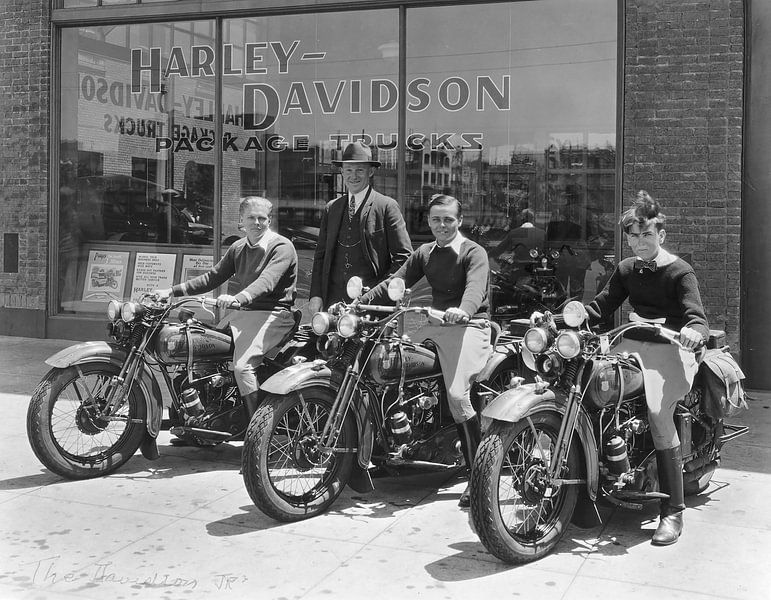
[[44, 341, 164, 439], [476, 349, 518, 383], [483, 384, 599, 501], [259, 361, 333, 396]]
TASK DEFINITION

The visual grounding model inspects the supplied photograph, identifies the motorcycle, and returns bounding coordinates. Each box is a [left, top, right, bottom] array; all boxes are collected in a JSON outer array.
[[469, 301, 749, 563], [26, 294, 317, 479], [490, 245, 571, 325], [240, 276, 529, 522]]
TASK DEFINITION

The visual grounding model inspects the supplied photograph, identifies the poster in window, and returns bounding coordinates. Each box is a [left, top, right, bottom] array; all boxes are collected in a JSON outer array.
[[82, 250, 130, 302], [131, 252, 176, 298], [181, 254, 214, 297]]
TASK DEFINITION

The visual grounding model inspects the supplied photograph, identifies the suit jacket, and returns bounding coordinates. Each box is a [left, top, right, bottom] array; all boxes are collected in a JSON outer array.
[[310, 188, 412, 302]]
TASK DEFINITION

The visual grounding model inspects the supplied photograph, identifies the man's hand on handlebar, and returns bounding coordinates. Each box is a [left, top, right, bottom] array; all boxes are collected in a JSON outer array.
[[444, 307, 470, 324], [678, 326, 703, 350], [215, 294, 241, 309]]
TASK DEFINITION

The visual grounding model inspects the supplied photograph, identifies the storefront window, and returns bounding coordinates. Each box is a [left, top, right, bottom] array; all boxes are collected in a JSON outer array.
[[58, 21, 217, 314], [55, 2, 616, 320], [406, 1, 617, 311]]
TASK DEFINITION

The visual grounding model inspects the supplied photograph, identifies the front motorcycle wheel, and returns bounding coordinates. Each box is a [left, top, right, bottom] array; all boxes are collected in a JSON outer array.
[[470, 411, 580, 564], [241, 386, 356, 522], [27, 363, 147, 479]]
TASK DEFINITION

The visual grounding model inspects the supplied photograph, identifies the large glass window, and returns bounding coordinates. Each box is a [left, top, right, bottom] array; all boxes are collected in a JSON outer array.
[[54, 2, 616, 320], [406, 1, 617, 308], [58, 21, 217, 313]]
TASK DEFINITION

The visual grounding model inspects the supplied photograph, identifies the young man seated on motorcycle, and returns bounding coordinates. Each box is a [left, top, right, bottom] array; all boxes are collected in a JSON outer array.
[[360, 193, 493, 508], [585, 190, 709, 546], [157, 196, 298, 426]]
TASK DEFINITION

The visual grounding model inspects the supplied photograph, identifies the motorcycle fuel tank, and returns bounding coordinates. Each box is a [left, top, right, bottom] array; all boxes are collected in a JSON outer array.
[[155, 324, 233, 364], [366, 341, 441, 384], [583, 359, 644, 410]]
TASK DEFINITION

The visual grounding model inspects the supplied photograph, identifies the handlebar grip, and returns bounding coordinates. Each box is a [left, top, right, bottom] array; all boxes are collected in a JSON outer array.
[[201, 297, 240, 309], [357, 304, 398, 313]]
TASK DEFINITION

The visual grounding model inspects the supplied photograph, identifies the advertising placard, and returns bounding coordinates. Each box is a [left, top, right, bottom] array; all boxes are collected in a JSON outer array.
[[82, 250, 130, 302], [131, 253, 176, 298]]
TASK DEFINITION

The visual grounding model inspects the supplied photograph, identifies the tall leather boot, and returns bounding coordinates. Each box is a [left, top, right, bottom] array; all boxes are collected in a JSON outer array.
[[457, 414, 482, 508], [652, 446, 685, 545]]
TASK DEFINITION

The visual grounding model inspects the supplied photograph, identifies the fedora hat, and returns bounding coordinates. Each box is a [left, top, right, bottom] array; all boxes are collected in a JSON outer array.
[[332, 141, 381, 167]]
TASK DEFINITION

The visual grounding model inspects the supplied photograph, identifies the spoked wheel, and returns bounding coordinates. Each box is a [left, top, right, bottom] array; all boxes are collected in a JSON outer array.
[[241, 386, 356, 522], [26, 363, 147, 479], [470, 411, 580, 564]]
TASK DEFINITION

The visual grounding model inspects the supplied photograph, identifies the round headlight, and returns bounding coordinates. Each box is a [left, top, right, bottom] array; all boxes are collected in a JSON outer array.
[[562, 301, 588, 327], [311, 312, 334, 335], [550, 249, 560, 260], [337, 314, 360, 338], [107, 300, 121, 321], [121, 302, 142, 323], [524, 327, 551, 354], [346, 276, 364, 300], [529, 248, 539, 259], [556, 330, 582, 359], [387, 277, 406, 302]]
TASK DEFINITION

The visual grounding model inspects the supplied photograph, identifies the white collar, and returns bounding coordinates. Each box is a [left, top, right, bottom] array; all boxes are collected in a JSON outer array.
[[644, 247, 677, 267], [246, 228, 276, 250], [430, 232, 466, 255], [348, 186, 370, 210]]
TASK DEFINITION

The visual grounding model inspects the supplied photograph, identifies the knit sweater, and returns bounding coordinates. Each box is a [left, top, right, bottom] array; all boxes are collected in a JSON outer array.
[[171, 231, 297, 309], [363, 236, 489, 317], [586, 256, 709, 341]]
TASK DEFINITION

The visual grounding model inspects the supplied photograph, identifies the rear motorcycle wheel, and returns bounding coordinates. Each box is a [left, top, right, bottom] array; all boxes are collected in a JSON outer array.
[[470, 411, 580, 564], [27, 363, 147, 479], [241, 386, 356, 522]]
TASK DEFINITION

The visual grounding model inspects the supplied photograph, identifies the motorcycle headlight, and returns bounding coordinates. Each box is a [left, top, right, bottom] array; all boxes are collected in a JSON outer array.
[[120, 301, 144, 323], [337, 314, 360, 338], [550, 249, 560, 260], [311, 312, 335, 335], [107, 299, 122, 321], [529, 248, 539, 259], [524, 327, 551, 354], [556, 330, 582, 359], [562, 301, 588, 328], [346, 276, 364, 300], [387, 277, 406, 302]]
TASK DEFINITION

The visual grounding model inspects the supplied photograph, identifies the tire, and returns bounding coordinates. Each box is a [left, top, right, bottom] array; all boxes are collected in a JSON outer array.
[[26, 363, 148, 479], [241, 386, 357, 522], [470, 411, 580, 564]]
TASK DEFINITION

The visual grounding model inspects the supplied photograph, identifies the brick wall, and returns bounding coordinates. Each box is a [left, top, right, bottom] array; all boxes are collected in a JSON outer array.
[[623, 0, 744, 346], [0, 0, 50, 331]]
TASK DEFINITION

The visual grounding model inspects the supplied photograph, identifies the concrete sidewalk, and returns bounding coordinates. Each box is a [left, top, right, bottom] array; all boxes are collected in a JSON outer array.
[[0, 335, 769, 600]]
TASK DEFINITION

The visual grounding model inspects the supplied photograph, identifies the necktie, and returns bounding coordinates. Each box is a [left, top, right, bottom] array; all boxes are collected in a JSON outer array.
[[633, 259, 657, 273], [348, 195, 356, 220]]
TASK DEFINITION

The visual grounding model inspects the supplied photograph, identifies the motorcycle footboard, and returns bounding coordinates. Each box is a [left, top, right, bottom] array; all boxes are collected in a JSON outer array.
[[719, 423, 749, 444]]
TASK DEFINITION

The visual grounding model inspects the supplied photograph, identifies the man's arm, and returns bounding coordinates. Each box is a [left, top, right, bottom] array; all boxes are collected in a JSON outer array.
[[585, 264, 627, 325], [383, 200, 413, 276], [361, 248, 424, 305], [171, 250, 236, 297], [458, 244, 490, 317]]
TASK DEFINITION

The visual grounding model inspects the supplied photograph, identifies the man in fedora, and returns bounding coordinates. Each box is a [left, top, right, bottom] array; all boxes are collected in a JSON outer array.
[[308, 141, 412, 312]]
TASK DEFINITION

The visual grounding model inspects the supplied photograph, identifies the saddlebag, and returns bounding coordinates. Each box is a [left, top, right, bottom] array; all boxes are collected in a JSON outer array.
[[699, 349, 748, 420]]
